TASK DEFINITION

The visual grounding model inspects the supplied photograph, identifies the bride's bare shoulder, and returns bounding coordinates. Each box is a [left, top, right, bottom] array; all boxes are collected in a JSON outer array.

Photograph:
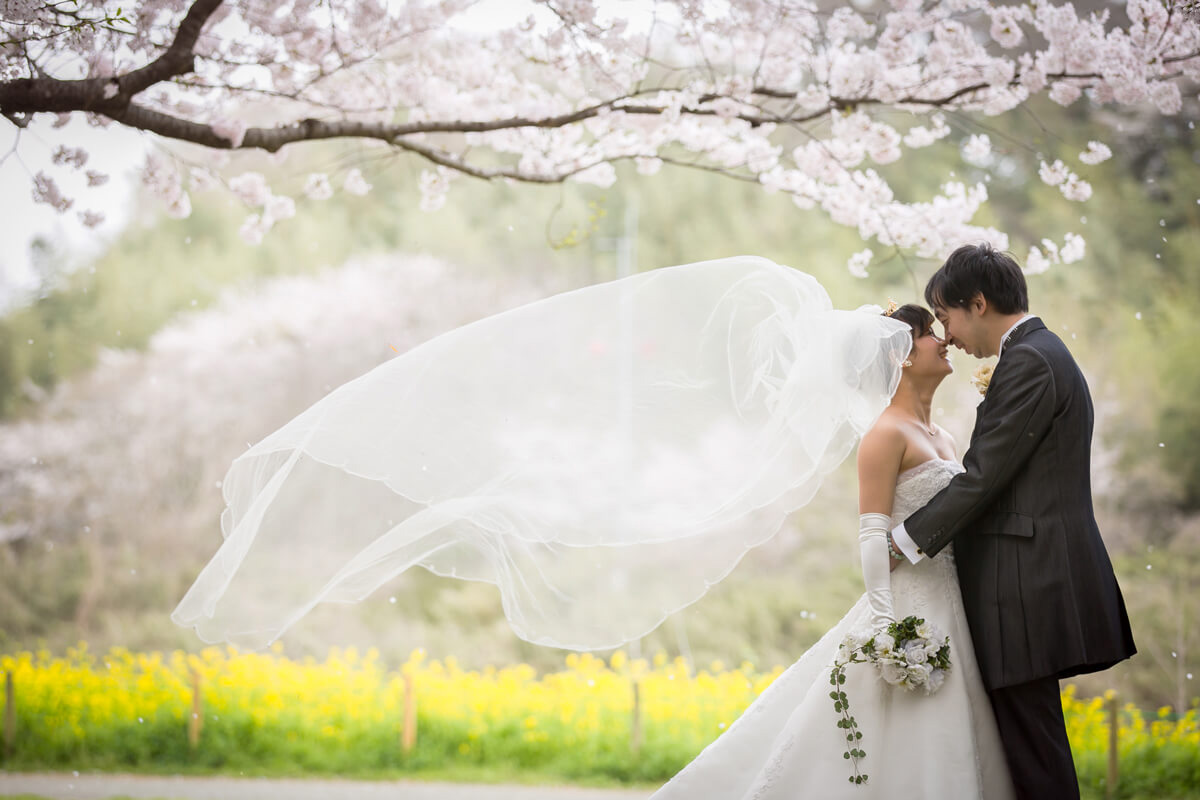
[[857, 412, 906, 472], [864, 407, 905, 441]]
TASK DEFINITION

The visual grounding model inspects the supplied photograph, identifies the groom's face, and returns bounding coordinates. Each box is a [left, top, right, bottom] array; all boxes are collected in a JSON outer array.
[[935, 303, 989, 359]]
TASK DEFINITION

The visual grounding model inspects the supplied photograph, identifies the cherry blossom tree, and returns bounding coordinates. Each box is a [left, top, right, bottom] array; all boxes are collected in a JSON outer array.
[[2, 0, 1198, 270]]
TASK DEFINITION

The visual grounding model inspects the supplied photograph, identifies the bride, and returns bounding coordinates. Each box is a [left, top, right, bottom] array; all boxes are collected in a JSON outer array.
[[172, 257, 1014, 796], [649, 303, 1016, 799]]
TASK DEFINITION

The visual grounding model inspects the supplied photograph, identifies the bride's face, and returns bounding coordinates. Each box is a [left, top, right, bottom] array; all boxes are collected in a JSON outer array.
[[907, 324, 953, 378]]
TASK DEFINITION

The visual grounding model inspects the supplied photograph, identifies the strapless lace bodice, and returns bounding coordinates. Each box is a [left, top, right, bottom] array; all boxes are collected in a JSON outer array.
[[892, 458, 963, 525], [887, 457, 964, 631]]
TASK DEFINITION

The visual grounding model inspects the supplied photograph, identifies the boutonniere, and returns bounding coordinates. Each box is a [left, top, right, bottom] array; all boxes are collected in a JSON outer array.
[[970, 364, 994, 396]]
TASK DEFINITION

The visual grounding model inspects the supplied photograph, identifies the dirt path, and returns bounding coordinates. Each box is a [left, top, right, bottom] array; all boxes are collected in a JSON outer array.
[[0, 773, 650, 800]]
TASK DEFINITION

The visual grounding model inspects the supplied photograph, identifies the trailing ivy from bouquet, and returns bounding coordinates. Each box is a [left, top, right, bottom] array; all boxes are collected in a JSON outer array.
[[830, 615, 953, 785]]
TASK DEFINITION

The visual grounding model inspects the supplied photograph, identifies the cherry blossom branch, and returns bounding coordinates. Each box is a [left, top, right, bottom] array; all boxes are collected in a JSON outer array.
[[0, 0, 224, 118], [168, 78, 396, 115], [11, 60, 1192, 157], [4, 0, 1198, 264], [120, 0, 224, 96]]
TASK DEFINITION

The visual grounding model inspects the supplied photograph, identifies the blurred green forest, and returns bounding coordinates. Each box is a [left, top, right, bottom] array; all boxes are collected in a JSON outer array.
[[1, 98, 1198, 710]]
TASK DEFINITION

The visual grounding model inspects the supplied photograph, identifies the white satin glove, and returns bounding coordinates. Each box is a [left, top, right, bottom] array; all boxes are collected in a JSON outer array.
[[858, 513, 896, 630]]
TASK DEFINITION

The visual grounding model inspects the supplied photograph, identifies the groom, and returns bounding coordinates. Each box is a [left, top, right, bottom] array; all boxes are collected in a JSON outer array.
[[889, 243, 1136, 799]]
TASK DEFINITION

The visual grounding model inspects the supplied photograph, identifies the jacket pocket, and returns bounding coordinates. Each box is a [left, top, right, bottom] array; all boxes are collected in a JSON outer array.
[[980, 511, 1035, 538]]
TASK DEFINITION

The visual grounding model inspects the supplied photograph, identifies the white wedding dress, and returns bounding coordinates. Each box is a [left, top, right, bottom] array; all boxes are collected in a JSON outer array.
[[651, 458, 1016, 800]]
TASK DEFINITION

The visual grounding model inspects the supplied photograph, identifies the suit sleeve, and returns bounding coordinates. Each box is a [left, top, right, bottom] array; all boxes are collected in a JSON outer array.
[[904, 345, 1057, 558]]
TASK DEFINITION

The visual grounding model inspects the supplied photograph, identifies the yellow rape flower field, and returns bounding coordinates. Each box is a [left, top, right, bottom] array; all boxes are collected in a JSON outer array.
[[0, 645, 1197, 797]]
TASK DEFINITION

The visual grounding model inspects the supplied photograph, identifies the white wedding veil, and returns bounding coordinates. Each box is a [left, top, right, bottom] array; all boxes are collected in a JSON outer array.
[[172, 256, 912, 651]]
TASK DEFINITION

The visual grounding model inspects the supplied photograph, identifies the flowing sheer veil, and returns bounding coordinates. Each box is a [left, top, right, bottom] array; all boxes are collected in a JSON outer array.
[[172, 256, 912, 651]]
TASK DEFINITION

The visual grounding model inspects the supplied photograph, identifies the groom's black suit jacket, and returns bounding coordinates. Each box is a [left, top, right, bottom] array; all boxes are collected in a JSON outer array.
[[903, 318, 1136, 690]]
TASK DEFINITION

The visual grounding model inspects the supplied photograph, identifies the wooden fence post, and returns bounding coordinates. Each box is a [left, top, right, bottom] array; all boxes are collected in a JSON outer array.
[[402, 672, 416, 753], [1106, 692, 1119, 800], [631, 679, 642, 756], [188, 668, 203, 749], [3, 671, 14, 759]]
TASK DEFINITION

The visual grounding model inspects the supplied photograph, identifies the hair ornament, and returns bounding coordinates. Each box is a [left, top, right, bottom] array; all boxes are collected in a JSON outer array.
[[883, 299, 899, 317]]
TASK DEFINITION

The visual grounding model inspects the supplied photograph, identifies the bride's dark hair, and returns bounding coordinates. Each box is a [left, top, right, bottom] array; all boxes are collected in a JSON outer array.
[[886, 303, 935, 342]]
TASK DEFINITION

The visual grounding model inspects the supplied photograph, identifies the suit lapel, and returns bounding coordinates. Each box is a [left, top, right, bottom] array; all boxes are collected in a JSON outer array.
[[968, 318, 1045, 443]]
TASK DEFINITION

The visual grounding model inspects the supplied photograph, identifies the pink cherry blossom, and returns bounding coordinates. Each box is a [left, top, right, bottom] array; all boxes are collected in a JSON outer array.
[[418, 169, 451, 212], [142, 151, 185, 208], [32, 173, 73, 212], [1038, 160, 1070, 187], [343, 169, 372, 197], [1060, 175, 1093, 202], [304, 174, 333, 200], [264, 194, 296, 222], [903, 115, 952, 149], [239, 214, 270, 245], [847, 249, 873, 279], [1149, 82, 1183, 115], [229, 172, 270, 207], [1060, 232, 1086, 263], [1025, 246, 1052, 275], [1079, 141, 1112, 165], [989, 8, 1027, 49], [962, 134, 992, 166], [165, 191, 193, 219], [188, 168, 220, 193], [635, 157, 662, 176], [1048, 82, 1082, 106], [77, 210, 106, 228], [51, 146, 88, 169]]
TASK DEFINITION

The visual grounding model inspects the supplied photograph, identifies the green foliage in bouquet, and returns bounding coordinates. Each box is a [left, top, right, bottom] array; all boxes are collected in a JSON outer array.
[[830, 616, 953, 786]]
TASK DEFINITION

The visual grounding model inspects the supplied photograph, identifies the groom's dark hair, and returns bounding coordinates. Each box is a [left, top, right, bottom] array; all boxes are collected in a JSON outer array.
[[924, 243, 1029, 315]]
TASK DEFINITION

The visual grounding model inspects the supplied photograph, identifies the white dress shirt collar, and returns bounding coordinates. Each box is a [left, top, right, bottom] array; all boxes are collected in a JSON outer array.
[[998, 314, 1037, 357]]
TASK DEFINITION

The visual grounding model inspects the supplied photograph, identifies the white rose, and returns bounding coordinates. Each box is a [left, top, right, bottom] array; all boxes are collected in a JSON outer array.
[[879, 660, 907, 686], [874, 633, 895, 653], [904, 642, 929, 665], [906, 663, 933, 686], [926, 668, 947, 694]]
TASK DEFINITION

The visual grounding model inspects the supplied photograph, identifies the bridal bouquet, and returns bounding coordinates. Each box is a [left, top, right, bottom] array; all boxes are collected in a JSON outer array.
[[829, 616, 952, 785]]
